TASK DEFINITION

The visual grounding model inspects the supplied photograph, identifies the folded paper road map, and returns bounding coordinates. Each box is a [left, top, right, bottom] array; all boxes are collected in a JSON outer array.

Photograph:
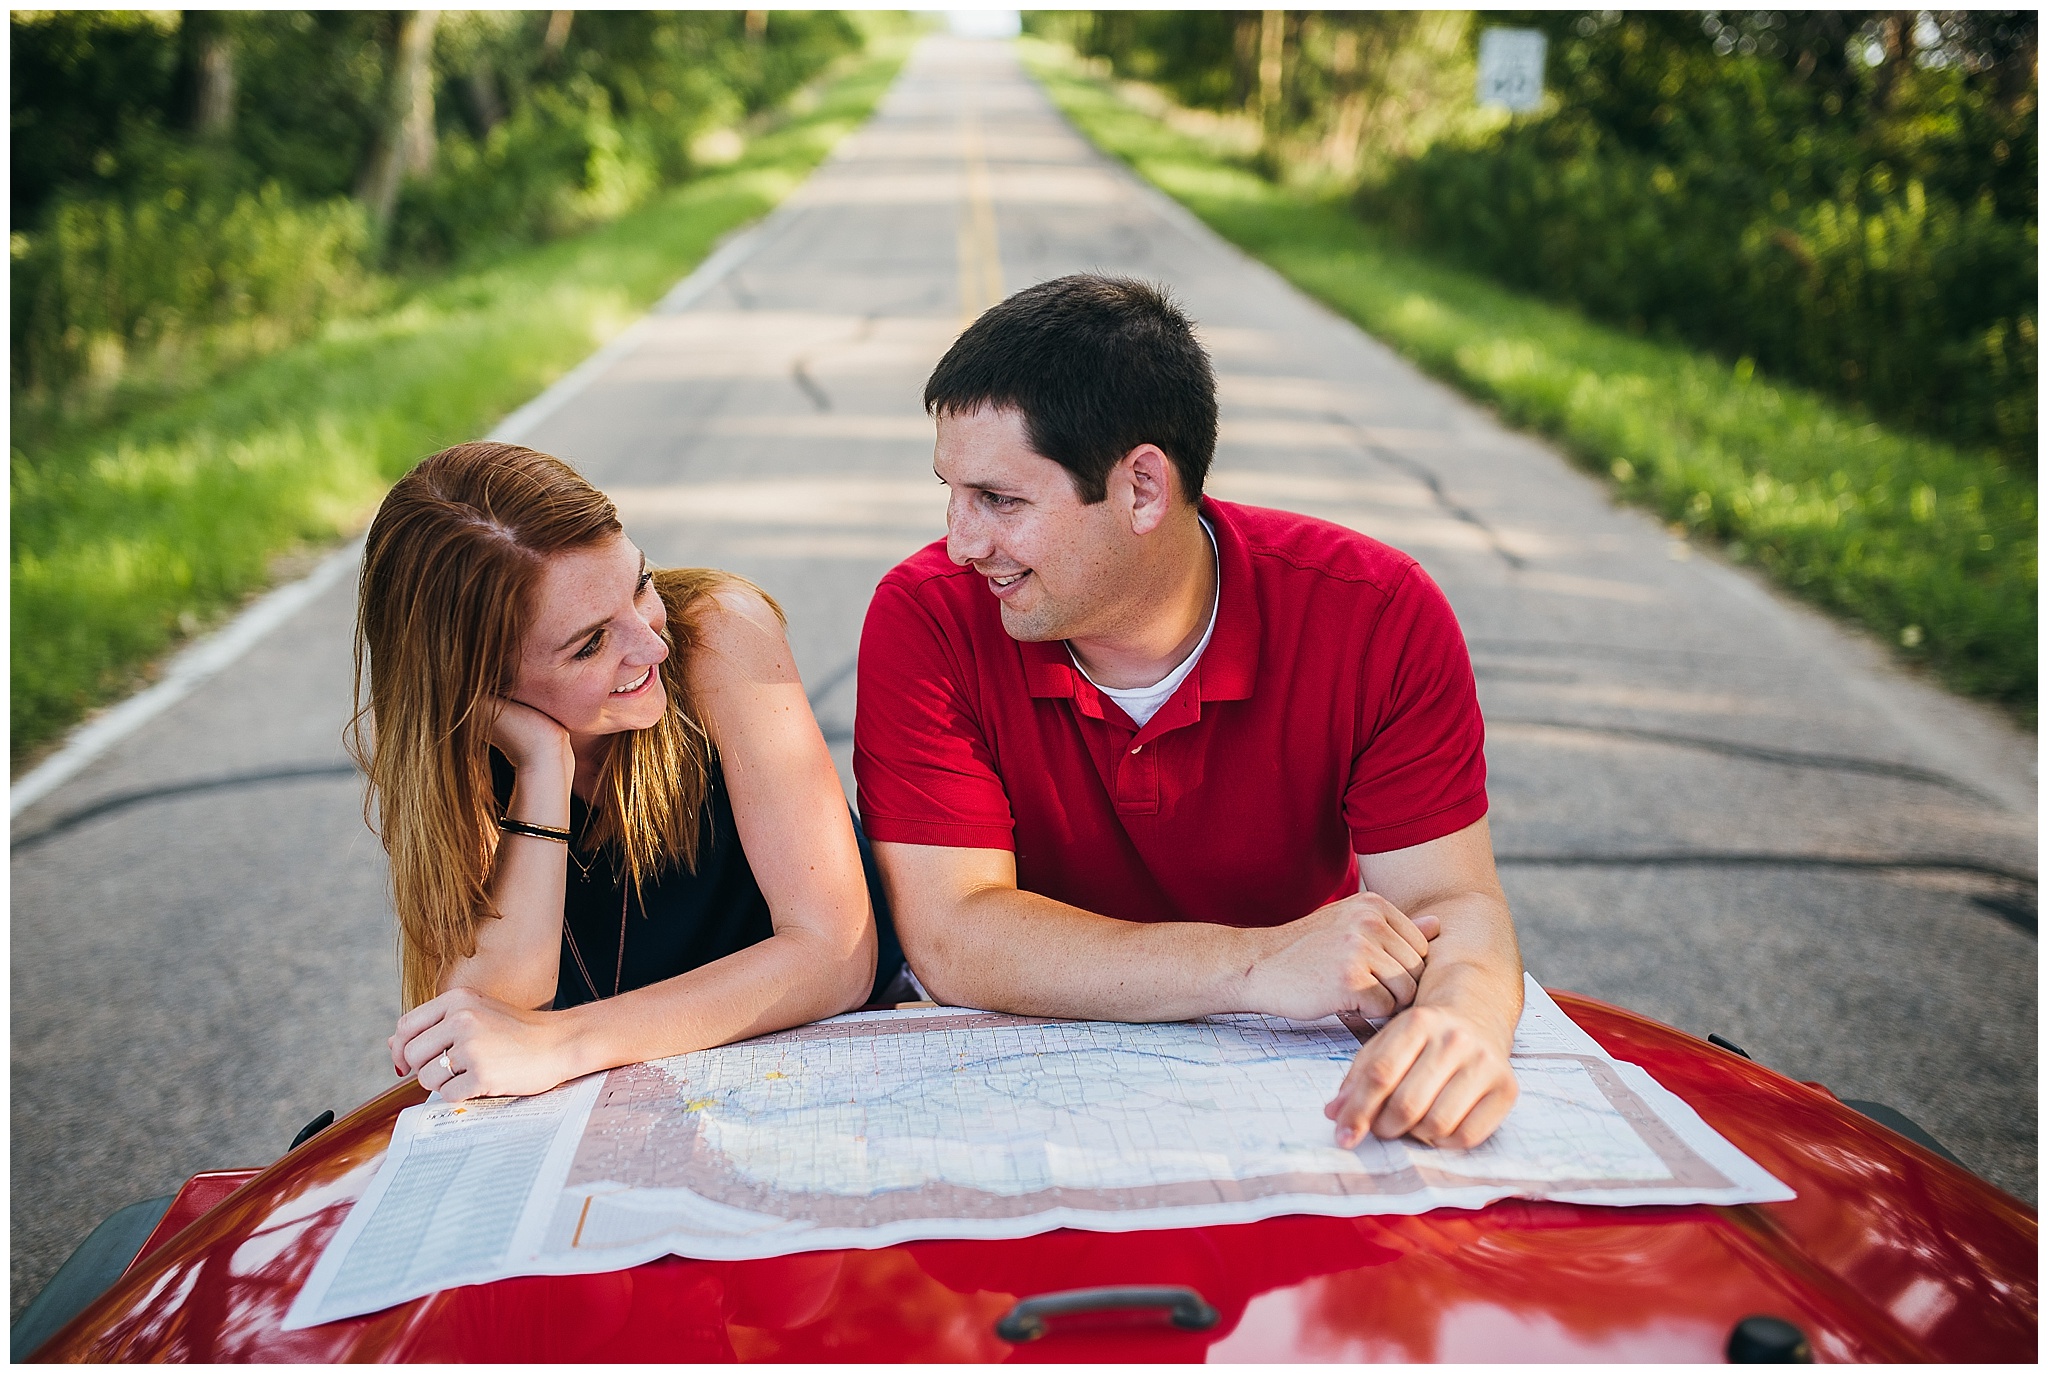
[[285, 976, 1790, 1328]]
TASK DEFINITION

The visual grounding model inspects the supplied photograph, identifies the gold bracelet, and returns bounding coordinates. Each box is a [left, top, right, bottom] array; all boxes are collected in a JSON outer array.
[[498, 816, 572, 844]]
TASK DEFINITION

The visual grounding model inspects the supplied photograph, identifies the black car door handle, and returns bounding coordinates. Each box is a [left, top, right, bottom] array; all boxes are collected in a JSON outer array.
[[996, 1285, 1220, 1342]]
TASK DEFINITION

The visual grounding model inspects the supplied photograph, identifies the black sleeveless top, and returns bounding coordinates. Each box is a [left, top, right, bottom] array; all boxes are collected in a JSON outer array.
[[489, 752, 901, 1010]]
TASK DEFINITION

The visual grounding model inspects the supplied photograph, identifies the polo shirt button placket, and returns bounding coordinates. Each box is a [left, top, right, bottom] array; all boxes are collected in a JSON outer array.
[[1116, 732, 1160, 813]]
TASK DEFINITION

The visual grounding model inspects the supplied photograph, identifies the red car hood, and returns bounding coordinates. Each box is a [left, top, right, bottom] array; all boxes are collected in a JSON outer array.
[[31, 991, 2037, 1362]]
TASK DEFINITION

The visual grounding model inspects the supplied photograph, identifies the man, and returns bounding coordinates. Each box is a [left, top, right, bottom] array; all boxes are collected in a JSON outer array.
[[854, 275, 1524, 1149]]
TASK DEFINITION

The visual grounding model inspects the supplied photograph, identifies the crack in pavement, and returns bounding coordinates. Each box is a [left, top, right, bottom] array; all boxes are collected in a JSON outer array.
[[1496, 850, 2036, 934], [1490, 716, 2000, 806], [788, 315, 879, 414], [14, 643, 871, 853], [791, 359, 833, 412], [1325, 411, 1527, 571], [12, 763, 362, 853]]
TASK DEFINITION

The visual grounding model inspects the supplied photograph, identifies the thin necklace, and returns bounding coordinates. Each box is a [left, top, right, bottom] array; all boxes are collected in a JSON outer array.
[[560, 795, 626, 999], [564, 881, 629, 1001], [566, 802, 598, 882]]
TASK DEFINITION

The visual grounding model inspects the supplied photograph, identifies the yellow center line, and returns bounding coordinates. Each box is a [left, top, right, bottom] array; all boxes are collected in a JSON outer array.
[[958, 101, 1003, 325]]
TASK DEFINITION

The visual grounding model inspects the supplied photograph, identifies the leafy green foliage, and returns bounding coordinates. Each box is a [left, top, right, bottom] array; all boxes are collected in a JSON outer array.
[[1029, 10, 1482, 184], [9, 10, 866, 403], [11, 183, 372, 397], [1029, 10, 2038, 462], [1023, 38, 2035, 713], [9, 10, 184, 222], [1371, 11, 2037, 462], [397, 10, 863, 264], [1034, 10, 1253, 111], [10, 44, 907, 763], [227, 12, 398, 200], [394, 77, 666, 263]]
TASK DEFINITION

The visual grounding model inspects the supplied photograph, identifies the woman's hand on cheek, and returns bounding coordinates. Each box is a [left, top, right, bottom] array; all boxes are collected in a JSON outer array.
[[488, 695, 574, 774], [389, 987, 584, 1103]]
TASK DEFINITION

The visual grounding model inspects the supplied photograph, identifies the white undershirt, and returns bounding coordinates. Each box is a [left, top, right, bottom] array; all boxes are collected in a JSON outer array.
[[1068, 520, 1220, 729]]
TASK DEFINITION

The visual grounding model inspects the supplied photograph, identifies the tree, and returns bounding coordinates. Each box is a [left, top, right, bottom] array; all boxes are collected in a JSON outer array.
[[356, 9, 441, 236], [178, 10, 238, 140], [1257, 9, 1284, 140], [9, 11, 181, 221]]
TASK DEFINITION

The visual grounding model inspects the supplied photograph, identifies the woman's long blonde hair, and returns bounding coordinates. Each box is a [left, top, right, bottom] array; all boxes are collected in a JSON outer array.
[[348, 441, 777, 1009]]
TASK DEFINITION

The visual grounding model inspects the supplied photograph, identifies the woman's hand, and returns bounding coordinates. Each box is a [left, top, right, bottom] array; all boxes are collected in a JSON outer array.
[[390, 987, 586, 1102], [489, 695, 574, 775]]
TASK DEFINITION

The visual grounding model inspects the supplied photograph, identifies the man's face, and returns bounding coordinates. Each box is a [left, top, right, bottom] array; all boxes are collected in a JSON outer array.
[[934, 406, 1134, 643]]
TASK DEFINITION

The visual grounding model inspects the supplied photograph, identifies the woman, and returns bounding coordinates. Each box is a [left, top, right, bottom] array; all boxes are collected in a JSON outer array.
[[353, 441, 899, 1102]]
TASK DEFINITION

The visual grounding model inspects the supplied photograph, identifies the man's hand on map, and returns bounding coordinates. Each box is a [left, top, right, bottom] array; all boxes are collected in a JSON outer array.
[[1324, 1001, 1519, 1151], [1240, 891, 1442, 1021], [390, 987, 583, 1103]]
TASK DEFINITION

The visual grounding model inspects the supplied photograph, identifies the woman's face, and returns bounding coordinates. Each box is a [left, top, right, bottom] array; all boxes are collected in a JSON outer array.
[[510, 533, 669, 738]]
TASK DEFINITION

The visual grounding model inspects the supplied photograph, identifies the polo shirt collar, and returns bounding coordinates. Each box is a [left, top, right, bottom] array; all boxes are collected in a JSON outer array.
[[1020, 496, 1260, 714]]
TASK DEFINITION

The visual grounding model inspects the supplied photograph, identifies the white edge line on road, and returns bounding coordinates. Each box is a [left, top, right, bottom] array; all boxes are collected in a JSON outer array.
[[10, 219, 776, 820]]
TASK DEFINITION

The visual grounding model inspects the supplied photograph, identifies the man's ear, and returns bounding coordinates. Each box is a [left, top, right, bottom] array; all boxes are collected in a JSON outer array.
[[1120, 444, 1177, 536]]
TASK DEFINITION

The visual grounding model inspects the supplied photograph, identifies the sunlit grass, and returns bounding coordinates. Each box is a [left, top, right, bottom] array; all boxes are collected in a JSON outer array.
[[11, 45, 908, 765], [1023, 39, 2036, 718]]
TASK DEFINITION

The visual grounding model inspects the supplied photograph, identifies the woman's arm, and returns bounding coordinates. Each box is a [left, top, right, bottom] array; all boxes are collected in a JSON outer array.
[[432, 701, 578, 1011], [393, 586, 878, 1099]]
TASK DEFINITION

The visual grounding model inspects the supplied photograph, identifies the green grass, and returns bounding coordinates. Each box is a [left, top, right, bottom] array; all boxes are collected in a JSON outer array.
[[10, 43, 908, 766], [1021, 40, 2037, 719]]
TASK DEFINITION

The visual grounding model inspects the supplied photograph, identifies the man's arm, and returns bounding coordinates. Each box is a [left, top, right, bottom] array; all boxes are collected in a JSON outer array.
[[882, 817, 1524, 1150], [1324, 816, 1523, 1149], [873, 842, 1442, 1022]]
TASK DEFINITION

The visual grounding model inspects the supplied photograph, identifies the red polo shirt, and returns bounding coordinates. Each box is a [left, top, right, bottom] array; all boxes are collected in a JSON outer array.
[[853, 498, 1488, 928]]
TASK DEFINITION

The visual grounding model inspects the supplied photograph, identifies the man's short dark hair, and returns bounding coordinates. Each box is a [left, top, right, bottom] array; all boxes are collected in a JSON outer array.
[[924, 274, 1217, 504]]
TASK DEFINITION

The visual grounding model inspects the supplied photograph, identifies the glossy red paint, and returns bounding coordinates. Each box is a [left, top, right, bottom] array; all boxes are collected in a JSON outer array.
[[33, 992, 2037, 1362], [128, 1172, 261, 1274]]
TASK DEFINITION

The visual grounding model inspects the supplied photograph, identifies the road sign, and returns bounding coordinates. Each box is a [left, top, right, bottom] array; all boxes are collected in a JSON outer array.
[[1477, 27, 1547, 113]]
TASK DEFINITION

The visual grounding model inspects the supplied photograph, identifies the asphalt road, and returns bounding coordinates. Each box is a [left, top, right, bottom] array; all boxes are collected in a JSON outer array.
[[12, 37, 2036, 1319]]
